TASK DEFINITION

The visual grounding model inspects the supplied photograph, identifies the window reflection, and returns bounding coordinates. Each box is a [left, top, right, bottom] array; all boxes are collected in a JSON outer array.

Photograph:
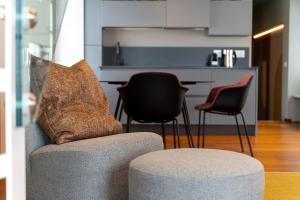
[[0, 6, 4, 69], [0, 93, 5, 154]]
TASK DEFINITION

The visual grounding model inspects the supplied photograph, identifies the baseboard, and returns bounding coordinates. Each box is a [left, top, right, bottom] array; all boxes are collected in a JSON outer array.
[[123, 124, 256, 136]]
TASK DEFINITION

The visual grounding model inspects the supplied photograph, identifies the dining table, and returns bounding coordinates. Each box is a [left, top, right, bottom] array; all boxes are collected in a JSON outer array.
[[100, 80, 214, 148]]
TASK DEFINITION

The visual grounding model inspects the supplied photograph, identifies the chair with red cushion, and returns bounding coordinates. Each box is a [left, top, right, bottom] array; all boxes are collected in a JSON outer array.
[[195, 73, 254, 157]]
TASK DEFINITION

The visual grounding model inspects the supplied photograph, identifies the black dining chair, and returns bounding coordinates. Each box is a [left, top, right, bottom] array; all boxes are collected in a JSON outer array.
[[117, 72, 188, 148], [195, 73, 254, 157]]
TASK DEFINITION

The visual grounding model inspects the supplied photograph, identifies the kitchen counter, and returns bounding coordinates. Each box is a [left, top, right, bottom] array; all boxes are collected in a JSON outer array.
[[100, 65, 258, 70]]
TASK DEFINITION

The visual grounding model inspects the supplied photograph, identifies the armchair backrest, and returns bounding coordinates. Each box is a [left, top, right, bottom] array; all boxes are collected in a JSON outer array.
[[25, 124, 51, 198]]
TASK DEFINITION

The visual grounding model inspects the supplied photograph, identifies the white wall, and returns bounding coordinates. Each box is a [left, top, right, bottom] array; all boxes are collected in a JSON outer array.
[[54, 0, 84, 66], [0, 18, 4, 67], [287, 0, 300, 121]]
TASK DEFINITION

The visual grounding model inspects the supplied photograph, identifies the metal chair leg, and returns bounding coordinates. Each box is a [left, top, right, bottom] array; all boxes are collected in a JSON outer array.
[[118, 103, 123, 121], [172, 120, 177, 148], [202, 112, 206, 148], [183, 99, 195, 148], [197, 111, 202, 148], [240, 113, 254, 157], [126, 116, 131, 133], [114, 95, 121, 118], [161, 123, 166, 149], [175, 119, 181, 148], [234, 115, 244, 152], [182, 108, 192, 148]]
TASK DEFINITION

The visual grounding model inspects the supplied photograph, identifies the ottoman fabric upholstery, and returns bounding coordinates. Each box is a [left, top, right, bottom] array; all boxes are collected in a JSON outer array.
[[129, 149, 264, 200], [26, 124, 163, 200]]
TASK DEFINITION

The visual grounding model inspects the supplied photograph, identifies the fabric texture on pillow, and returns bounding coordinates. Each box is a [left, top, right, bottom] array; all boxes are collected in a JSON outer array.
[[29, 55, 52, 100], [36, 60, 123, 144]]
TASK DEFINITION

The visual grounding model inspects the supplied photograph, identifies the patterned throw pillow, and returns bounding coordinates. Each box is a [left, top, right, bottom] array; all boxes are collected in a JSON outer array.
[[29, 55, 52, 100], [36, 60, 123, 144]]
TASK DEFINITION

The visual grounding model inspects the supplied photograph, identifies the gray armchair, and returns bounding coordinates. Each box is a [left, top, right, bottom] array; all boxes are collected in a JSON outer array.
[[26, 124, 163, 200]]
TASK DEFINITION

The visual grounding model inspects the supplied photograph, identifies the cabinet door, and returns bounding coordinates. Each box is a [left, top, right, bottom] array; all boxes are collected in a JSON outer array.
[[101, 1, 166, 27], [166, 0, 210, 28], [209, 0, 252, 35]]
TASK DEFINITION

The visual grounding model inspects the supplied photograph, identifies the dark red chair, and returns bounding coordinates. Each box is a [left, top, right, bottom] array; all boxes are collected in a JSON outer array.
[[195, 73, 254, 157]]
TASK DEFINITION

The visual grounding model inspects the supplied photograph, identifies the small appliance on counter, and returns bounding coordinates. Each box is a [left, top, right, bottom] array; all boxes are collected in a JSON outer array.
[[221, 49, 237, 68], [207, 52, 219, 66]]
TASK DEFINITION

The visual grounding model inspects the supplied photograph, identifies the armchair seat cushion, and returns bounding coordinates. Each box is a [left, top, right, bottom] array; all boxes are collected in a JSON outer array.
[[29, 132, 163, 200]]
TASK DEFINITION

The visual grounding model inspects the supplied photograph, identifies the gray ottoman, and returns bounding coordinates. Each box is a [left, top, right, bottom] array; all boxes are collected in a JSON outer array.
[[129, 149, 264, 200]]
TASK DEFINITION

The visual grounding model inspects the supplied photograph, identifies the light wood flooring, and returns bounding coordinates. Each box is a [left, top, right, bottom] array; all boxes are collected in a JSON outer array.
[[165, 121, 300, 172], [0, 121, 299, 200]]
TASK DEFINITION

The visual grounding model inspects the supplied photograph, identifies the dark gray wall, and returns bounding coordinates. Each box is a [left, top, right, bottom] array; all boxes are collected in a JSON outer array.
[[103, 47, 249, 67]]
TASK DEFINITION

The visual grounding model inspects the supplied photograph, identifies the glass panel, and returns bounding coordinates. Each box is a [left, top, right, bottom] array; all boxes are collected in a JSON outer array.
[[0, 93, 5, 154], [0, 6, 5, 68], [16, 0, 68, 126], [0, 179, 6, 200]]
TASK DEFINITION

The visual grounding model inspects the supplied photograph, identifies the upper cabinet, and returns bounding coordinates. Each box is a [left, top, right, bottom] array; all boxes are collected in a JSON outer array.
[[208, 0, 252, 36], [166, 0, 210, 28], [101, 1, 166, 27], [100, 0, 253, 36]]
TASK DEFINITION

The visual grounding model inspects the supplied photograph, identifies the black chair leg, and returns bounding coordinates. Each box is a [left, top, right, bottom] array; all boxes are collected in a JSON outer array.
[[202, 112, 206, 148], [240, 113, 254, 157], [118, 103, 123, 121], [126, 116, 131, 133], [197, 111, 202, 148], [183, 99, 195, 148], [175, 119, 181, 148], [234, 115, 244, 152], [114, 95, 121, 118], [161, 123, 166, 149], [182, 108, 192, 148], [172, 120, 177, 148]]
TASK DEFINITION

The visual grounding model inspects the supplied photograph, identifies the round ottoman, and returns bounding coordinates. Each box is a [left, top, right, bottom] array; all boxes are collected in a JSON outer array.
[[129, 149, 264, 200]]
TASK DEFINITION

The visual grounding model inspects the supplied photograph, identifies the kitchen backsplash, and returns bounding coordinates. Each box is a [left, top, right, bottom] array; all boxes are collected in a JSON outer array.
[[102, 47, 250, 67]]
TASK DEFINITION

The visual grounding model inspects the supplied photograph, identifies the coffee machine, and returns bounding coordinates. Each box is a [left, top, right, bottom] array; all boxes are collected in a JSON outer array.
[[221, 49, 237, 68]]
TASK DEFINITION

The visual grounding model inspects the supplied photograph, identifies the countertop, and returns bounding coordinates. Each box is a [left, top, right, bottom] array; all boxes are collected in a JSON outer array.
[[100, 65, 258, 70]]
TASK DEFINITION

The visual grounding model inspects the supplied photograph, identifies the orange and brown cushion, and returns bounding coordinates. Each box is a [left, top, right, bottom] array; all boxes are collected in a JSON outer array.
[[30, 55, 52, 100], [36, 60, 123, 144]]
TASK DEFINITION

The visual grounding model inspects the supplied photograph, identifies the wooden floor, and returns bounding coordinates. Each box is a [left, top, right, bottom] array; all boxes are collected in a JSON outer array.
[[165, 121, 300, 172], [0, 121, 299, 200]]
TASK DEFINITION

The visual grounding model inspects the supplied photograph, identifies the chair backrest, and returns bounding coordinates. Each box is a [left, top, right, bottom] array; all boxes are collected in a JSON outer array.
[[213, 73, 254, 114], [118, 72, 187, 122]]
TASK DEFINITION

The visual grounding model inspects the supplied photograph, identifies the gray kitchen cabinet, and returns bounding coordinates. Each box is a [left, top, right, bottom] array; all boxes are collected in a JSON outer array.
[[101, 1, 166, 27], [166, 0, 210, 28], [208, 0, 252, 35]]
